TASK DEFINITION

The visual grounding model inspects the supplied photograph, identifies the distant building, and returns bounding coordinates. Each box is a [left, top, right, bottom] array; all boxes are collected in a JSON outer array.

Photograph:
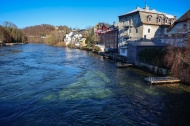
[[94, 22, 111, 44], [161, 9, 190, 47], [102, 24, 118, 51], [73, 33, 82, 47], [118, 5, 176, 47], [64, 32, 74, 45], [64, 31, 85, 47], [79, 38, 87, 47]]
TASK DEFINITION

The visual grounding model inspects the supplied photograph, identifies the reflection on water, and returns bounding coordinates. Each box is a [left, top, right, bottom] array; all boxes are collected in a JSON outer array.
[[0, 44, 190, 125]]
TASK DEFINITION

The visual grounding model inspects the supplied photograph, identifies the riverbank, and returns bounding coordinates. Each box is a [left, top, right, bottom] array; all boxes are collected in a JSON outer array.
[[2, 42, 180, 83], [0, 42, 28, 46]]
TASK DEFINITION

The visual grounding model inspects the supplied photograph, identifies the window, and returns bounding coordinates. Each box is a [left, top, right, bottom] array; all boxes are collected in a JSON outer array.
[[144, 35, 147, 39], [147, 15, 152, 22], [149, 17, 151, 21], [136, 28, 138, 33], [130, 29, 131, 33], [157, 16, 162, 23], [130, 19, 133, 25], [158, 18, 161, 23], [121, 49, 125, 53], [171, 19, 174, 24], [148, 28, 150, 33], [165, 18, 168, 24]]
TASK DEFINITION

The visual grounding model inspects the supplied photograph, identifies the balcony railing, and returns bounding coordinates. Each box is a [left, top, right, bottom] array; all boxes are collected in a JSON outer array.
[[123, 35, 130, 39], [123, 21, 133, 28], [121, 32, 130, 39]]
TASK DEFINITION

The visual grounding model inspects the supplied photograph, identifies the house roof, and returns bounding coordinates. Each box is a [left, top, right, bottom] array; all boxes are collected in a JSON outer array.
[[119, 6, 175, 19], [176, 9, 190, 23], [119, 46, 128, 49], [168, 9, 190, 31], [128, 41, 166, 47], [80, 38, 86, 41], [94, 22, 111, 29]]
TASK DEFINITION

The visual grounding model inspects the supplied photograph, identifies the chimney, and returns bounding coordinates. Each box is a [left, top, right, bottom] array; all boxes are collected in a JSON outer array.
[[113, 21, 115, 26], [174, 16, 177, 21], [144, 5, 149, 10]]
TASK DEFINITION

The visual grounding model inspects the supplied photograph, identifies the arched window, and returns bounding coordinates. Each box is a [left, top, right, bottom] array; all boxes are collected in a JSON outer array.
[[147, 15, 152, 22], [157, 16, 162, 23], [165, 18, 168, 24]]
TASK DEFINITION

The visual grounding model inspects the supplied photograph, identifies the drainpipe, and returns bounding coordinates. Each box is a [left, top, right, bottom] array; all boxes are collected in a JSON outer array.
[[116, 28, 119, 52]]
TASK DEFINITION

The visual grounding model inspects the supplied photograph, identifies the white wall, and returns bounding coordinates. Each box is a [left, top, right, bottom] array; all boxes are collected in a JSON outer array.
[[143, 25, 159, 39]]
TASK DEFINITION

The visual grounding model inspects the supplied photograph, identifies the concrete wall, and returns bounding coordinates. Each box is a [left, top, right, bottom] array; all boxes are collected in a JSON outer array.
[[128, 45, 163, 63], [127, 44, 136, 63], [135, 62, 168, 76]]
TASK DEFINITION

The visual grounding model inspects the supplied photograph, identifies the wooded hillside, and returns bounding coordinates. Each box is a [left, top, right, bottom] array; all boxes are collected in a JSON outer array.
[[22, 24, 71, 44], [0, 21, 27, 43]]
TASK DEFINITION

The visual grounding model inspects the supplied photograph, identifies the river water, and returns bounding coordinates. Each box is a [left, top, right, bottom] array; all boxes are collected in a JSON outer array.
[[0, 43, 190, 126]]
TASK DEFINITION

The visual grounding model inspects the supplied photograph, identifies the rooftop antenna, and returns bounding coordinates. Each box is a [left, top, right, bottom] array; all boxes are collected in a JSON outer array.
[[144, 0, 149, 10]]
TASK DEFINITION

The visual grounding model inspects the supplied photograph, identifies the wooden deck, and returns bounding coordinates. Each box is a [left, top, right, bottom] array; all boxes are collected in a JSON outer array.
[[144, 77, 181, 84], [116, 62, 133, 68]]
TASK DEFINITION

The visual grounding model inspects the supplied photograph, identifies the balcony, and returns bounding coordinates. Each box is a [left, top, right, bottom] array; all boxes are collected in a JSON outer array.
[[123, 21, 133, 28], [123, 35, 130, 39], [122, 32, 130, 39]]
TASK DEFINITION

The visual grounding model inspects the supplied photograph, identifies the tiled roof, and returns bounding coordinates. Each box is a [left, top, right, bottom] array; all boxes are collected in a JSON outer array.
[[128, 41, 166, 47]]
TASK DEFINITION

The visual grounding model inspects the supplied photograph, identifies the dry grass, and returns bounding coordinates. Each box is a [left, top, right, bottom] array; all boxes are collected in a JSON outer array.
[[54, 42, 67, 47]]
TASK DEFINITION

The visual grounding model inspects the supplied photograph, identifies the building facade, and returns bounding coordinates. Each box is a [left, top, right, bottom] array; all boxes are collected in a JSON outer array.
[[94, 23, 111, 44], [94, 22, 118, 52], [161, 10, 190, 47], [101, 25, 118, 51], [118, 5, 176, 47], [64, 31, 83, 46]]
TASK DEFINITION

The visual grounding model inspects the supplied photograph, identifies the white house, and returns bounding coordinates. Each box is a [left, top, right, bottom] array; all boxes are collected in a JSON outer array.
[[73, 34, 82, 47], [64, 32, 74, 45], [64, 31, 84, 46]]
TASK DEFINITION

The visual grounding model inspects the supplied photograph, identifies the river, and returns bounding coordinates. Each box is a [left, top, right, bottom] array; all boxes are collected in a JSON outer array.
[[0, 43, 190, 126]]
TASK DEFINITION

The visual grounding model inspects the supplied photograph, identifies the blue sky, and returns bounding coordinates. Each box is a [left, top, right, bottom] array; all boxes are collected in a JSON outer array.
[[0, 0, 189, 29]]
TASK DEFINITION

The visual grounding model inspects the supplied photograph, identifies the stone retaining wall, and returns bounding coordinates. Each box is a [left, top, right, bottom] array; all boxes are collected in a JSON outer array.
[[135, 62, 167, 76]]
